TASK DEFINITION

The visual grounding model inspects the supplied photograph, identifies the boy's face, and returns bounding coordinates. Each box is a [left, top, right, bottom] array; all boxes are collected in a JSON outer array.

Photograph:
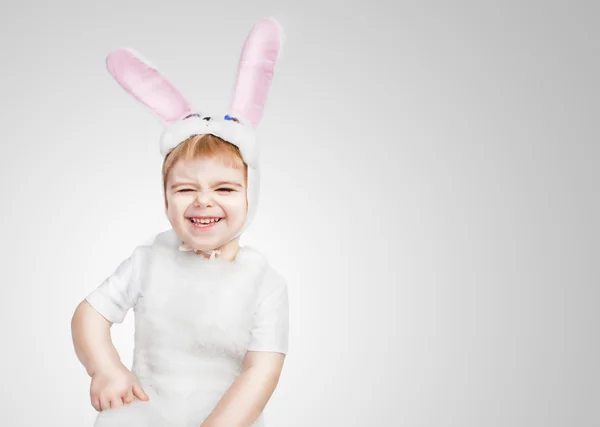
[[165, 156, 247, 251]]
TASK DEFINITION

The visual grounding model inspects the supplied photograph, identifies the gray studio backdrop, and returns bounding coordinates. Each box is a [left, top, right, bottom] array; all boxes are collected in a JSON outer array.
[[0, 1, 598, 426]]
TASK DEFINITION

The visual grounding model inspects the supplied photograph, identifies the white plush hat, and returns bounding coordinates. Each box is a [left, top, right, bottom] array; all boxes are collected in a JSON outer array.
[[105, 18, 283, 258]]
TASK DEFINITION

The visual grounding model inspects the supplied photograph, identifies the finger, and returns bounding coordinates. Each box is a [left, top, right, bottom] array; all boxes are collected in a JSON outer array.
[[100, 395, 111, 411], [110, 397, 123, 409], [132, 384, 149, 401], [123, 389, 134, 405], [91, 395, 101, 412]]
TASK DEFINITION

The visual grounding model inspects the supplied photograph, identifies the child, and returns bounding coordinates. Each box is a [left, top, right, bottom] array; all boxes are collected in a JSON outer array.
[[71, 18, 289, 427]]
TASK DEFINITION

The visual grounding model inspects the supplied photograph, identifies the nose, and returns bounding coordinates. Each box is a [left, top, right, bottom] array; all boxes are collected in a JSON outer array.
[[193, 191, 213, 207]]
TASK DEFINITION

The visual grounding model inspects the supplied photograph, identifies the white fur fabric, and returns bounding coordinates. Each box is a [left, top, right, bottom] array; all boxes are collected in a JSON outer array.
[[159, 114, 259, 169], [93, 230, 269, 427]]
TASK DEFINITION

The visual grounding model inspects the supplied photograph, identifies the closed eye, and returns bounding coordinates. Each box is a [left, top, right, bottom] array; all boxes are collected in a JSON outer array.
[[177, 188, 235, 192]]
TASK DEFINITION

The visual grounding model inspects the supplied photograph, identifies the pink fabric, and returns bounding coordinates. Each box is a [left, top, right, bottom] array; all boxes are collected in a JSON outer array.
[[229, 19, 282, 128], [106, 48, 192, 124]]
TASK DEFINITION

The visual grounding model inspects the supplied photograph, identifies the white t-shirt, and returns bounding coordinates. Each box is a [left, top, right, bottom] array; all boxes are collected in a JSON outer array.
[[85, 238, 289, 355]]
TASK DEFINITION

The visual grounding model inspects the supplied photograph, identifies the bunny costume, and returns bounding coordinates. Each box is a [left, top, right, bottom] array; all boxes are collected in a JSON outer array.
[[84, 19, 289, 427]]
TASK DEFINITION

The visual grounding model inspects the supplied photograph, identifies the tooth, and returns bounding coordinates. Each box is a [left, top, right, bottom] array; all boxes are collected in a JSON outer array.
[[190, 217, 221, 224]]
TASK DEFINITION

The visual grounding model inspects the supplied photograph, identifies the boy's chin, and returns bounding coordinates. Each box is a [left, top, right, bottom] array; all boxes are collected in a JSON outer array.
[[181, 229, 233, 248], [171, 219, 243, 244]]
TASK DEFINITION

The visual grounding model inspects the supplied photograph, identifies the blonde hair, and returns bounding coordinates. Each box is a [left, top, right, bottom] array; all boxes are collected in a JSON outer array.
[[162, 134, 248, 208]]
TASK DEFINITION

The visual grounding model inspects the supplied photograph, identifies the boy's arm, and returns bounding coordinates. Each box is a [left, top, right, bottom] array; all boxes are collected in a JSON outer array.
[[72, 245, 144, 376], [71, 299, 125, 377], [201, 268, 289, 427], [200, 351, 285, 427]]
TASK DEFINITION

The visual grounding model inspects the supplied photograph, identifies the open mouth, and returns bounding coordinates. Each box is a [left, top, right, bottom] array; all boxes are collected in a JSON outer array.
[[188, 217, 223, 229]]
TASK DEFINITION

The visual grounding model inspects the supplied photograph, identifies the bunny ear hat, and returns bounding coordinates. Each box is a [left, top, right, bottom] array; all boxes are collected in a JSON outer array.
[[105, 18, 283, 252]]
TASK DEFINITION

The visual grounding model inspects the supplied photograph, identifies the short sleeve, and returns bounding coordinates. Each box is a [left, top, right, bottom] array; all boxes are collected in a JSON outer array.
[[85, 247, 143, 324], [247, 267, 290, 354]]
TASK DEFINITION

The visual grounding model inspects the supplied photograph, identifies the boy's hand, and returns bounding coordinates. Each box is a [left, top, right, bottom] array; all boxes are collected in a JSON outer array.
[[89, 364, 150, 411]]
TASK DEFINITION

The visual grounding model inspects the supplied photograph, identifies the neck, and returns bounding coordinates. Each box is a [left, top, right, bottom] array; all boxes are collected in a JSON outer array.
[[194, 237, 241, 261]]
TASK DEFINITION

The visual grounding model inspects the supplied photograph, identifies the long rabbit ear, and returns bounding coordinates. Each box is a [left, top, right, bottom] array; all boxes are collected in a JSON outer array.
[[228, 18, 283, 128], [106, 47, 193, 124]]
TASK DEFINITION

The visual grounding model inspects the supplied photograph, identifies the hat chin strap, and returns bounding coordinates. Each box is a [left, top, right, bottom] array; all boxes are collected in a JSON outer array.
[[178, 243, 222, 259], [196, 248, 222, 260]]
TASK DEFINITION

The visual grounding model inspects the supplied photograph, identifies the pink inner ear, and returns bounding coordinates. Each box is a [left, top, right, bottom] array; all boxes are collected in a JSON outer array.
[[106, 48, 192, 124], [229, 19, 281, 128]]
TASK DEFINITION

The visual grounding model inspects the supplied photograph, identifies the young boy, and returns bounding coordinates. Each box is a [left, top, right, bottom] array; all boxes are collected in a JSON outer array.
[[71, 19, 289, 427]]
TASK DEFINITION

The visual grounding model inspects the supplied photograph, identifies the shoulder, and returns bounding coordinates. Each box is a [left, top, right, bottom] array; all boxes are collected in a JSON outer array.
[[240, 246, 288, 289], [125, 228, 172, 272], [237, 245, 288, 303], [262, 265, 288, 291], [85, 230, 164, 323], [257, 263, 289, 308], [132, 231, 161, 259], [135, 228, 178, 257]]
